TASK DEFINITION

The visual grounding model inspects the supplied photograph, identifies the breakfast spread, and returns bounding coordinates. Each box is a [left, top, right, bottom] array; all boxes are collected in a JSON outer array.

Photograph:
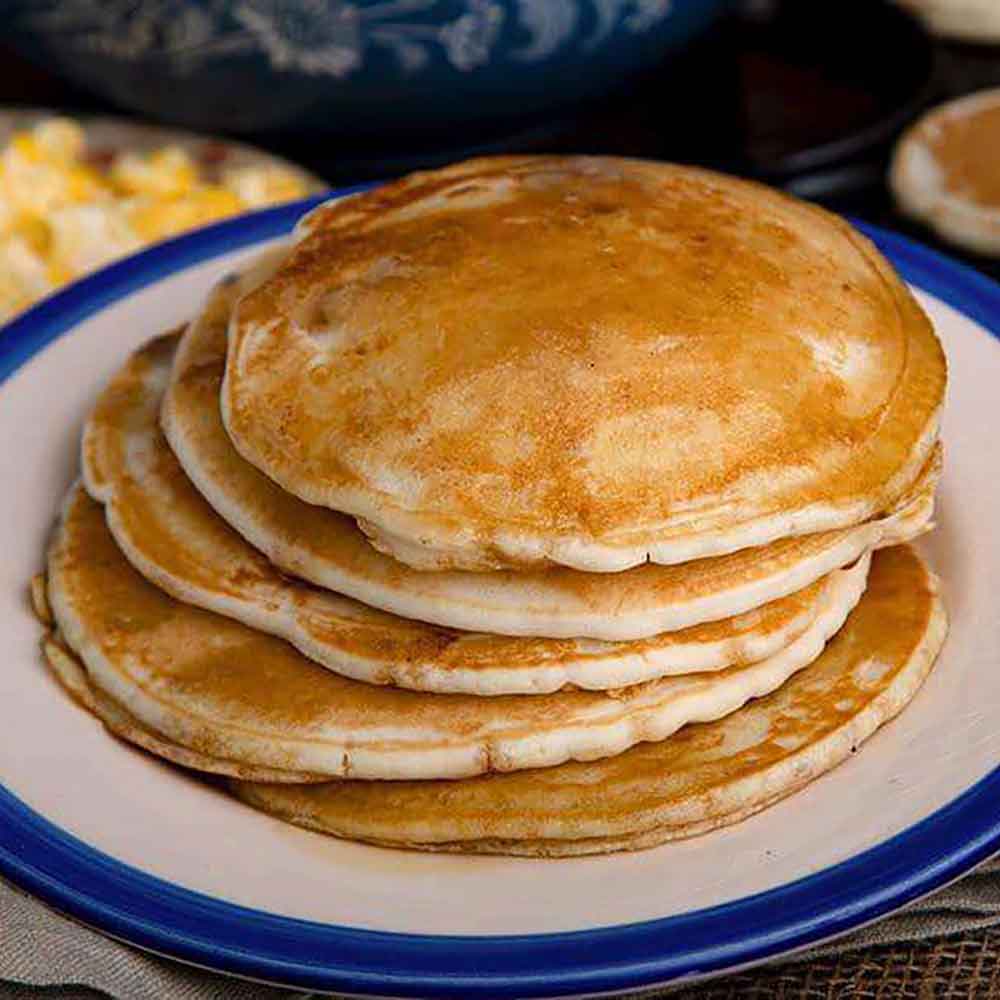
[[0, 116, 313, 321]]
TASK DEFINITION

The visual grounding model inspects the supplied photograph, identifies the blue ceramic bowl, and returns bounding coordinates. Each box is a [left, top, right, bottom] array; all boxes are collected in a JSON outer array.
[[6, 1, 728, 136]]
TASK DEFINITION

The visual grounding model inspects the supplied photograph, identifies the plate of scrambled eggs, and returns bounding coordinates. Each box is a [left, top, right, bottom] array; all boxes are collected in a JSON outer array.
[[0, 110, 322, 322]]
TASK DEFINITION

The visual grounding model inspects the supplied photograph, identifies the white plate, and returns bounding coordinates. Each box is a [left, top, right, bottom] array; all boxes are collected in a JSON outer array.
[[0, 200, 997, 998]]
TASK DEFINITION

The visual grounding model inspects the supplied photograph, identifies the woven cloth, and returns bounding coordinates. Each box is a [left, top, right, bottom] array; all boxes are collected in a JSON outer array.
[[3, 857, 1000, 999]]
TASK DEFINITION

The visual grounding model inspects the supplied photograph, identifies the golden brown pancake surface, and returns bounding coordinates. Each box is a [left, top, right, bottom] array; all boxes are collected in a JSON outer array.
[[223, 156, 946, 572], [86, 333, 863, 694], [40, 546, 946, 855], [46, 485, 872, 781], [231, 545, 947, 853]]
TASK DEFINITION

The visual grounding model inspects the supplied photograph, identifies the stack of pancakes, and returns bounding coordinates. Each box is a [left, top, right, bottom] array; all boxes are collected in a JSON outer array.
[[35, 157, 949, 856]]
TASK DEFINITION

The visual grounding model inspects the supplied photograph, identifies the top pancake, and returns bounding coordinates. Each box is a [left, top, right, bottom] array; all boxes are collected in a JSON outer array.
[[223, 155, 946, 572]]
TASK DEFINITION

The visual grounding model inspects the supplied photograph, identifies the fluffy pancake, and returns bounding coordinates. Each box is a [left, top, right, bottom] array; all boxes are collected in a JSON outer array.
[[233, 546, 946, 853], [165, 279, 939, 641], [86, 334, 860, 695], [892, 90, 1000, 256], [46, 484, 869, 780], [40, 633, 325, 783], [222, 156, 946, 572], [42, 547, 946, 855], [33, 568, 319, 784]]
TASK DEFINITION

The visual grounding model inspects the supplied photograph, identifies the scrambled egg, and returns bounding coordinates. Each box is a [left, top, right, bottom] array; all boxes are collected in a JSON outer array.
[[0, 118, 310, 321]]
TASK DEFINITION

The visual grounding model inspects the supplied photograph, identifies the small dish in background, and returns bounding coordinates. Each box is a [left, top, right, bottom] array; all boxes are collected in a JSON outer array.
[[892, 0, 1000, 43], [0, 109, 324, 321], [892, 89, 1000, 256]]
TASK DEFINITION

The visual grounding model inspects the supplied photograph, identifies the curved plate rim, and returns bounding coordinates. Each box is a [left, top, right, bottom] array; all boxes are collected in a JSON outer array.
[[0, 194, 998, 999]]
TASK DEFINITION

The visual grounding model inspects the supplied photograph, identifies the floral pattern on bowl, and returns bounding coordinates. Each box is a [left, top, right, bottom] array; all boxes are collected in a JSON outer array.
[[7, 0, 727, 134]]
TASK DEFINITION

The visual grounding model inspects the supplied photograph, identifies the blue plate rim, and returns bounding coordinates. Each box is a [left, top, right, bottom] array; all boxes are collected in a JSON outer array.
[[1, 193, 998, 999]]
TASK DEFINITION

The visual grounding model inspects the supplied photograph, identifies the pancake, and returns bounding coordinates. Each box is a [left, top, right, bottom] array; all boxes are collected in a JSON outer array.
[[37, 630, 789, 849], [42, 547, 946, 855], [87, 335, 861, 696], [164, 280, 939, 641], [33, 572, 319, 784], [222, 156, 946, 573], [892, 90, 1000, 256], [46, 484, 869, 781], [40, 634, 325, 784], [233, 545, 947, 854]]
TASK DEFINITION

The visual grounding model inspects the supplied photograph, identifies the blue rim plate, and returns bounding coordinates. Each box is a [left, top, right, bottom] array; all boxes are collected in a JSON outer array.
[[1, 193, 998, 998]]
